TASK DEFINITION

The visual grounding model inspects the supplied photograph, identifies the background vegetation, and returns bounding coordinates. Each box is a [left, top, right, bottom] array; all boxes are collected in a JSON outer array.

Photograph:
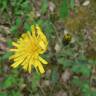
[[0, 0, 96, 96]]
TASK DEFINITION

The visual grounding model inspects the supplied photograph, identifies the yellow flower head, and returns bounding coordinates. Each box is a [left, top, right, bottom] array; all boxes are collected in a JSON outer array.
[[10, 25, 48, 74]]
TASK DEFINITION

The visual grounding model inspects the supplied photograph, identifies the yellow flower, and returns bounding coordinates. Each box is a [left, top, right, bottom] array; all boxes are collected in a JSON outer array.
[[10, 25, 48, 74]]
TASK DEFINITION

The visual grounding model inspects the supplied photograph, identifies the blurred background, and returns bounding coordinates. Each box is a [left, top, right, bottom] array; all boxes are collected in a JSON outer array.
[[0, 0, 96, 96]]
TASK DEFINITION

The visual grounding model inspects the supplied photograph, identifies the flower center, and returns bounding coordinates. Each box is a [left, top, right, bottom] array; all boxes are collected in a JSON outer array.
[[26, 40, 39, 54]]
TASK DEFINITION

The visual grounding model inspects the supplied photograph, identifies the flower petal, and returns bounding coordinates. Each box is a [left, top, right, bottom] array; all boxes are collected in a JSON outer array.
[[11, 59, 23, 68], [22, 55, 31, 71], [37, 62, 45, 74], [35, 61, 45, 74], [28, 56, 33, 73], [39, 56, 48, 64]]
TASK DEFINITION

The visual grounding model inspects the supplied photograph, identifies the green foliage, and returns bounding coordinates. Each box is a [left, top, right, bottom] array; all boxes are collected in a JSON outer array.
[[0, 93, 7, 96], [21, 1, 31, 12], [81, 83, 91, 96], [37, 19, 55, 40], [7, 39, 12, 48], [24, 22, 31, 32], [11, 18, 22, 35], [91, 91, 96, 96], [71, 76, 92, 96], [71, 64, 91, 77], [3, 75, 16, 88], [59, 0, 69, 19], [40, 0, 48, 14], [58, 58, 72, 68], [0, 0, 8, 12], [1, 52, 13, 60], [9, 91, 22, 96], [31, 72, 41, 91], [51, 67, 59, 84], [70, 0, 75, 9], [11, 0, 31, 15], [72, 76, 81, 87]]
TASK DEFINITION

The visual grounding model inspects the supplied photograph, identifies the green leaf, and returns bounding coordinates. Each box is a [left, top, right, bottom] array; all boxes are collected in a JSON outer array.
[[1, 0, 8, 11], [61, 48, 75, 57], [15, 18, 21, 26], [71, 65, 81, 73], [60, 0, 69, 19], [21, 1, 30, 12], [71, 64, 91, 77], [7, 39, 13, 48], [37, 19, 54, 40], [80, 65, 91, 77], [82, 83, 90, 93], [2, 52, 13, 60], [70, 0, 75, 9], [11, 25, 17, 32], [3, 75, 16, 88], [0, 93, 7, 96], [91, 91, 96, 96], [9, 91, 22, 96], [71, 76, 81, 86], [40, 0, 48, 14], [58, 58, 72, 68], [51, 67, 59, 84], [34, 72, 41, 81], [24, 23, 31, 31], [11, 18, 21, 35], [31, 72, 41, 91], [81, 83, 91, 96]]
